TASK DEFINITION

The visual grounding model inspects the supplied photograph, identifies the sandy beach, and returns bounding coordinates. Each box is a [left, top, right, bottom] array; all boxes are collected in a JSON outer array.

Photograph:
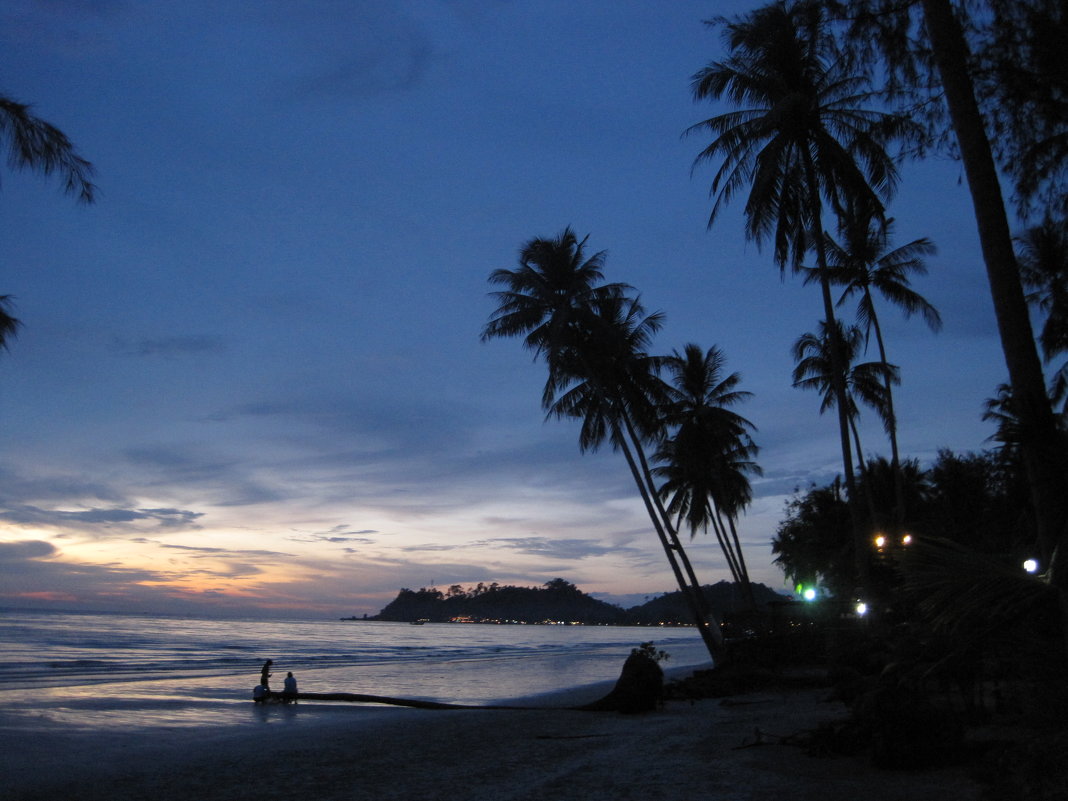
[[4, 683, 982, 801]]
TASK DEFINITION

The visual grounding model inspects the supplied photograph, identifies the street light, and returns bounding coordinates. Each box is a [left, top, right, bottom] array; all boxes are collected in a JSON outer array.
[[1024, 558, 1039, 574]]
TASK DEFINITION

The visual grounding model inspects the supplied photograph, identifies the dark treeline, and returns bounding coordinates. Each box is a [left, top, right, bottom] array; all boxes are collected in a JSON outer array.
[[771, 449, 1033, 606], [369, 577, 787, 625]]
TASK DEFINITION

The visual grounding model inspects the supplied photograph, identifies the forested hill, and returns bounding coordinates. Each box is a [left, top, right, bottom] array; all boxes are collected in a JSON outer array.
[[372, 578, 628, 624], [368, 578, 789, 625], [628, 580, 789, 624]]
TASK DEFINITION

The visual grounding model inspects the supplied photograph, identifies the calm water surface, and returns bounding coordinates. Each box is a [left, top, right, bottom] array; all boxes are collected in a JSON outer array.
[[0, 610, 711, 731]]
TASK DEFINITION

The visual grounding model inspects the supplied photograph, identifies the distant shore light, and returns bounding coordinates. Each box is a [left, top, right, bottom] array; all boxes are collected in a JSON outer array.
[[855, 601, 868, 616]]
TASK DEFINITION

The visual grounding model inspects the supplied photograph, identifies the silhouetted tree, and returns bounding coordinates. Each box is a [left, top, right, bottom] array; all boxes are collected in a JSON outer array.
[[815, 213, 939, 533], [792, 319, 896, 476], [974, 0, 1068, 219], [654, 344, 761, 607], [689, 1, 914, 593], [483, 230, 724, 660], [832, 0, 1068, 612]]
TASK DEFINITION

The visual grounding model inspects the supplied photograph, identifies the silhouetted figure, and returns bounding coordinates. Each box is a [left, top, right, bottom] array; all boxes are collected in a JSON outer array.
[[283, 671, 298, 703], [253, 684, 267, 703], [260, 659, 273, 691]]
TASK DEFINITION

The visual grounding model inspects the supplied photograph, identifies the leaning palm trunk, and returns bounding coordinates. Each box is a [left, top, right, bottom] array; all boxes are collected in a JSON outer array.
[[614, 419, 724, 662], [722, 513, 757, 610], [619, 410, 724, 653], [708, 510, 744, 585], [920, 0, 1068, 598]]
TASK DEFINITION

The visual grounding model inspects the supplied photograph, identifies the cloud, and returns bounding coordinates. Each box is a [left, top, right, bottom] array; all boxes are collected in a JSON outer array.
[[0, 539, 57, 561], [0, 504, 202, 531], [0, 540, 174, 608], [0, 464, 127, 507], [119, 446, 291, 508], [256, 2, 442, 100], [287, 525, 378, 545], [112, 335, 228, 358], [129, 538, 291, 559], [400, 536, 632, 562], [477, 537, 629, 560]]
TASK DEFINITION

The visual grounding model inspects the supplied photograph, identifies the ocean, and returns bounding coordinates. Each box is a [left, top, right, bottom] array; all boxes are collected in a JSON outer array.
[[0, 610, 712, 734]]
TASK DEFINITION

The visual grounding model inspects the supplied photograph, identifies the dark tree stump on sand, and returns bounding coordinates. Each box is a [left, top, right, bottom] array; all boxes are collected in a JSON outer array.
[[577, 650, 664, 713]]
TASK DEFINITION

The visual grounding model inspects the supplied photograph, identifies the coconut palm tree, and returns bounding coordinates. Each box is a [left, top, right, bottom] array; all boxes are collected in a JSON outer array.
[[688, 0, 915, 592], [1, 95, 95, 355], [547, 293, 726, 660], [654, 344, 761, 607], [792, 320, 897, 479], [815, 213, 941, 533], [1, 96, 95, 202], [482, 227, 627, 364], [483, 231, 724, 661]]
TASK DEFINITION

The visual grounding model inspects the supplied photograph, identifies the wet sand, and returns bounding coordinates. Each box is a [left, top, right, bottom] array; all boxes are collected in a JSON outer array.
[[4, 684, 981, 801]]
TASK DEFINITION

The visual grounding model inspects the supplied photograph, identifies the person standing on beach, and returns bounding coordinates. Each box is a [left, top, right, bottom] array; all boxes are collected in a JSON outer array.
[[260, 659, 273, 691]]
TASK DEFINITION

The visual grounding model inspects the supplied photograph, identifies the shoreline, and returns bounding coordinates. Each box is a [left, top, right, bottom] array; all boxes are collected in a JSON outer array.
[[4, 677, 981, 801]]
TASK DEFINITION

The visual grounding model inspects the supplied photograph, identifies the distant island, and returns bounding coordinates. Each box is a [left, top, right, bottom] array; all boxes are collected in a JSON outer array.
[[351, 578, 789, 626]]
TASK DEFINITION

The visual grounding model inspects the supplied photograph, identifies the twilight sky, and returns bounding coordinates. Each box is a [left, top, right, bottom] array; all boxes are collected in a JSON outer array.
[[0, 0, 1014, 618]]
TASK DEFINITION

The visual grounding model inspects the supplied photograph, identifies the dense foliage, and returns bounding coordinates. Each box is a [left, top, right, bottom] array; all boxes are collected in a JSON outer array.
[[772, 450, 1032, 606]]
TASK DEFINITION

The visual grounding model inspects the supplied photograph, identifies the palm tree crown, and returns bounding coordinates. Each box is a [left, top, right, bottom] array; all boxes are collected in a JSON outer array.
[[821, 214, 941, 342], [688, 0, 911, 269], [546, 293, 668, 452], [1, 94, 96, 352], [656, 344, 760, 527], [1, 96, 95, 203], [792, 319, 897, 461]]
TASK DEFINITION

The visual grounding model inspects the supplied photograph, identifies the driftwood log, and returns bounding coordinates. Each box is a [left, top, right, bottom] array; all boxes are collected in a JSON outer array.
[[270, 651, 665, 713]]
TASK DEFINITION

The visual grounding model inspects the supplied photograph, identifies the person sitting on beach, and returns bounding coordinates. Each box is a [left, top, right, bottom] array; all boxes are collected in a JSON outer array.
[[283, 671, 298, 703], [260, 659, 273, 692], [252, 684, 267, 703]]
